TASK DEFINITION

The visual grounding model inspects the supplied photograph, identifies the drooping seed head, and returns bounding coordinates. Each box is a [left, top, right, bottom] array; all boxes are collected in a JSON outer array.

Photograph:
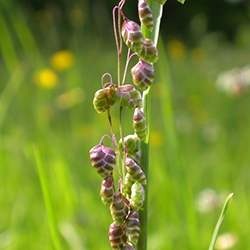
[[89, 144, 116, 178], [131, 60, 155, 90], [140, 38, 158, 64], [93, 84, 117, 113], [125, 156, 146, 185], [133, 108, 147, 141], [100, 176, 114, 205], [119, 134, 140, 156], [130, 182, 145, 211], [109, 223, 126, 249], [138, 0, 154, 31], [117, 84, 142, 109], [122, 20, 143, 54], [126, 211, 141, 246], [110, 192, 129, 224]]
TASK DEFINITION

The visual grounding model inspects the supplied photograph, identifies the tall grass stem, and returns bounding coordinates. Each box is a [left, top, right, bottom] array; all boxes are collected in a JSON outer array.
[[138, 2, 164, 250]]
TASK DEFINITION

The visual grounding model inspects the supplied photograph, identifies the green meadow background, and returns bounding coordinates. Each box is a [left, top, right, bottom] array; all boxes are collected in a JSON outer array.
[[0, 0, 250, 249]]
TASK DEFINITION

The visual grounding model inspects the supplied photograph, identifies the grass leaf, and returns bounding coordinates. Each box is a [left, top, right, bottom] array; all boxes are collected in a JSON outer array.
[[33, 146, 63, 250], [208, 193, 234, 250]]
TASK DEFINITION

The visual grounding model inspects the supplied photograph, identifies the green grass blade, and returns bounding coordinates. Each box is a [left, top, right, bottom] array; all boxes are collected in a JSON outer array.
[[0, 13, 19, 73], [0, 67, 24, 129], [157, 39, 179, 170], [208, 193, 234, 250], [33, 146, 63, 250]]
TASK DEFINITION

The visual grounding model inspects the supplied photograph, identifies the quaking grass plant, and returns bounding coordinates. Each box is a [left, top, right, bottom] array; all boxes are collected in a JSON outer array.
[[89, 0, 185, 249]]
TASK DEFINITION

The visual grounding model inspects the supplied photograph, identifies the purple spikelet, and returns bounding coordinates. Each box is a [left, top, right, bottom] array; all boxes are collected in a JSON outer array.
[[89, 144, 116, 178]]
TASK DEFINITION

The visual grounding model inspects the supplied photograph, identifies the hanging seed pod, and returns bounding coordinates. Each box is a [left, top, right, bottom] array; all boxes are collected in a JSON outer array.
[[93, 84, 117, 113], [130, 182, 145, 211], [131, 60, 155, 90], [125, 157, 146, 185], [110, 192, 129, 224], [122, 173, 134, 197], [138, 0, 154, 31], [100, 176, 114, 205], [117, 84, 142, 109], [123, 243, 136, 250], [89, 144, 116, 178], [119, 134, 140, 156], [140, 38, 158, 64], [122, 20, 143, 54], [126, 211, 141, 246], [109, 223, 125, 250], [133, 108, 147, 141]]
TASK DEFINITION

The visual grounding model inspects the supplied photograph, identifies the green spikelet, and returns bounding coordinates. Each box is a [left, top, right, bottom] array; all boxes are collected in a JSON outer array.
[[126, 211, 141, 247], [130, 182, 145, 211], [110, 192, 129, 224], [117, 84, 142, 109], [123, 173, 134, 197], [123, 243, 136, 250], [100, 176, 114, 205], [93, 84, 117, 113], [138, 0, 154, 31], [125, 157, 146, 185], [119, 134, 140, 156], [140, 38, 159, 64], [133, 107, 147, 142]]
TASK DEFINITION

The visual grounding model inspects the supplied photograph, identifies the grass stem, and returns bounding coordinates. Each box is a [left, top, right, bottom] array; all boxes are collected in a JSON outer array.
[[138, 2, 164, 250]]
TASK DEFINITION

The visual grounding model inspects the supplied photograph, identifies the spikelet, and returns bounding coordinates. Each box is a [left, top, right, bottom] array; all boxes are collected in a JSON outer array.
[[131, 60, 155, 90], [138, 0, 154, 31], [110, 192, 129, 224], [109, 223, 126, 249], [117, 84, 142, 109], [122, 20, 143, 53], [126, 211, 141, 246], [122, 173, 134, 197], [93, 84, 117, 113], [89, 144, 116, 178], [119, 134, 140, 156], [133, 108, 147, 141], [140, 38, 158, 64], [125, 157, 146, 185], [123, 243, 136, 250], [130, 182, 145, 211], [100, 176, 114, 205]]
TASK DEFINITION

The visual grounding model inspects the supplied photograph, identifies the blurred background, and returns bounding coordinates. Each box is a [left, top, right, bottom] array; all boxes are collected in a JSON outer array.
[[0, 0, 250, 249]]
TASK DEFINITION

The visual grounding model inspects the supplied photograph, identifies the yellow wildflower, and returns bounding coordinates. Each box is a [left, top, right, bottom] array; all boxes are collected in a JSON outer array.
[[34, 68, 58, 89], [50, 50, 75, 71], [168, 39, 186, 60], [150, 131, 163, 147]]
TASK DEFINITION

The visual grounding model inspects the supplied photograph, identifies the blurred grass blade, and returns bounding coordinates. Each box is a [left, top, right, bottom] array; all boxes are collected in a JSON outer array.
[[0, 13, 18, 73], [10, 11, 41, 61], [33, 146, 63, 250], [0, 67, 24, 129], [157, 38, 179, 171], [208, 193, 234, 250]]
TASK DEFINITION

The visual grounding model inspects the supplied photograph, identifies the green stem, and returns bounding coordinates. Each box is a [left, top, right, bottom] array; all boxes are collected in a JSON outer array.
[[138, 2, 164, 250]]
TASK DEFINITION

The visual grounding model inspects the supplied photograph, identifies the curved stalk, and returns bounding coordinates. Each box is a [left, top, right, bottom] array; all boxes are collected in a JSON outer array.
[[138, 2, 164, 250]]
